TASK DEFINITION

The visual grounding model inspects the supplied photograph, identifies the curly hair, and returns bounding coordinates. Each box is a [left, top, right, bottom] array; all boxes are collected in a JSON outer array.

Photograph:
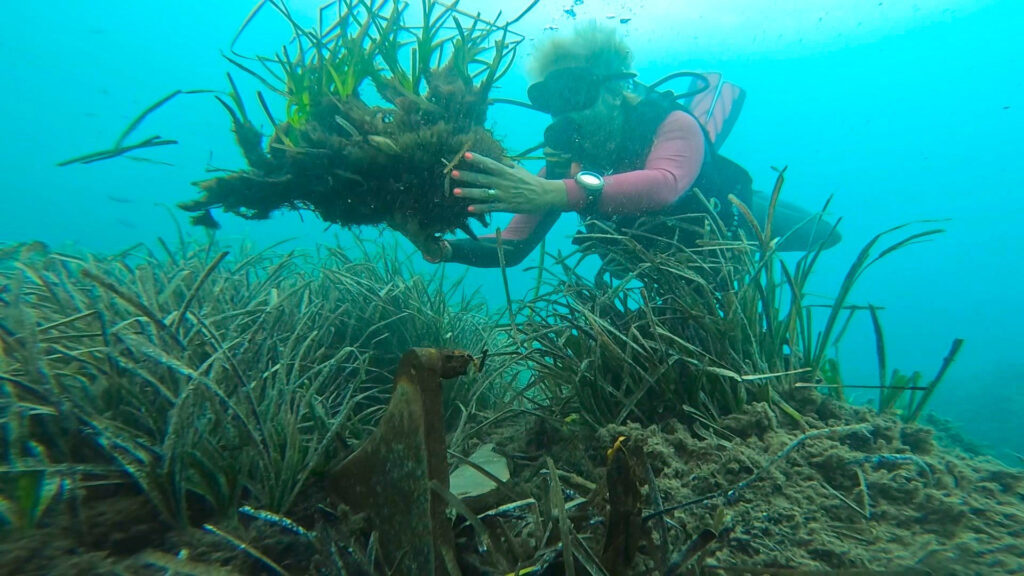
[[529, 22, 633, 80]]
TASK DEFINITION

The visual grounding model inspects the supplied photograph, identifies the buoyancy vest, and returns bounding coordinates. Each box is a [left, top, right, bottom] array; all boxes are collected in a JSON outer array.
[[571, 91, 755, 264]]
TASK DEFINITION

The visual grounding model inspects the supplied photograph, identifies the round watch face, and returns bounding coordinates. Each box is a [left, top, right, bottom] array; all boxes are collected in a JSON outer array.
[[577, 171, 603, 189]]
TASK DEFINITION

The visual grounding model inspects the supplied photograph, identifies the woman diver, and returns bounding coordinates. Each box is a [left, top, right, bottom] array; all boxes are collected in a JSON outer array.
[[408, 23, 841, 267]]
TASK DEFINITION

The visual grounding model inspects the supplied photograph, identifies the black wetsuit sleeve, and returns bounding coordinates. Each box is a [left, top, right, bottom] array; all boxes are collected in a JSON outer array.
[[446, 210, 561, 268]]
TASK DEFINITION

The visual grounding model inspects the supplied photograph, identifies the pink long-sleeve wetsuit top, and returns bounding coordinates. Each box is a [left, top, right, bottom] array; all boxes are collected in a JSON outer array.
[[501, 110, 706, 242]]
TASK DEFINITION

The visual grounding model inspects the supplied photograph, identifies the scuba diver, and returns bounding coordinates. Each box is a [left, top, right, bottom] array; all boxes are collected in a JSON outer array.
[[407, 24, 841, 267]]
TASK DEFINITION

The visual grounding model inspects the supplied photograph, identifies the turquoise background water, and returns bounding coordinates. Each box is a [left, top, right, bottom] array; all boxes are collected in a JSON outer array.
[[2, 1, 1020, 458]]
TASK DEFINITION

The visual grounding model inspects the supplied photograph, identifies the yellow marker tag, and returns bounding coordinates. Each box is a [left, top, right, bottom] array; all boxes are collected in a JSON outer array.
[[606, 435, 628, 461]]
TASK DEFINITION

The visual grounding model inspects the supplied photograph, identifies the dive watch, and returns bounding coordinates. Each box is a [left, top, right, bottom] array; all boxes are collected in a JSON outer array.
[[574, 170, 604, 214]]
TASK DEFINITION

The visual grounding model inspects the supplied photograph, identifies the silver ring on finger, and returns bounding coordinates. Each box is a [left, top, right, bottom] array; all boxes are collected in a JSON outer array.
[[486, 188, 497, 198]]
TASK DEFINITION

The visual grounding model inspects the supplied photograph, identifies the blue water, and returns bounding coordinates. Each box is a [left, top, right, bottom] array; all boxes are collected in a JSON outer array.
[[3, 1, 1021, 457]]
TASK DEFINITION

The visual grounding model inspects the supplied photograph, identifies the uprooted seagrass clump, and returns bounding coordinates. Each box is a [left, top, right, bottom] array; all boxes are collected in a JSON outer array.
[[178, 0, 534, 237]]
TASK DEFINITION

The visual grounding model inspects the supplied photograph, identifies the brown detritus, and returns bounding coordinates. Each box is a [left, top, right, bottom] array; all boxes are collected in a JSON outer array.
[[326, 348, 477, 576], [601, 436, 643, 575]]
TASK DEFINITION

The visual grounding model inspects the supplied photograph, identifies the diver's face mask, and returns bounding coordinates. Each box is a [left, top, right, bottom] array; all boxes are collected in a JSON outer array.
[[527, 67, 637, 117]]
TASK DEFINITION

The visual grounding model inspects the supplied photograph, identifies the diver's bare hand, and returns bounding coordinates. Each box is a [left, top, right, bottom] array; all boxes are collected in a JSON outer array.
[[451, 151, 568, 214]]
